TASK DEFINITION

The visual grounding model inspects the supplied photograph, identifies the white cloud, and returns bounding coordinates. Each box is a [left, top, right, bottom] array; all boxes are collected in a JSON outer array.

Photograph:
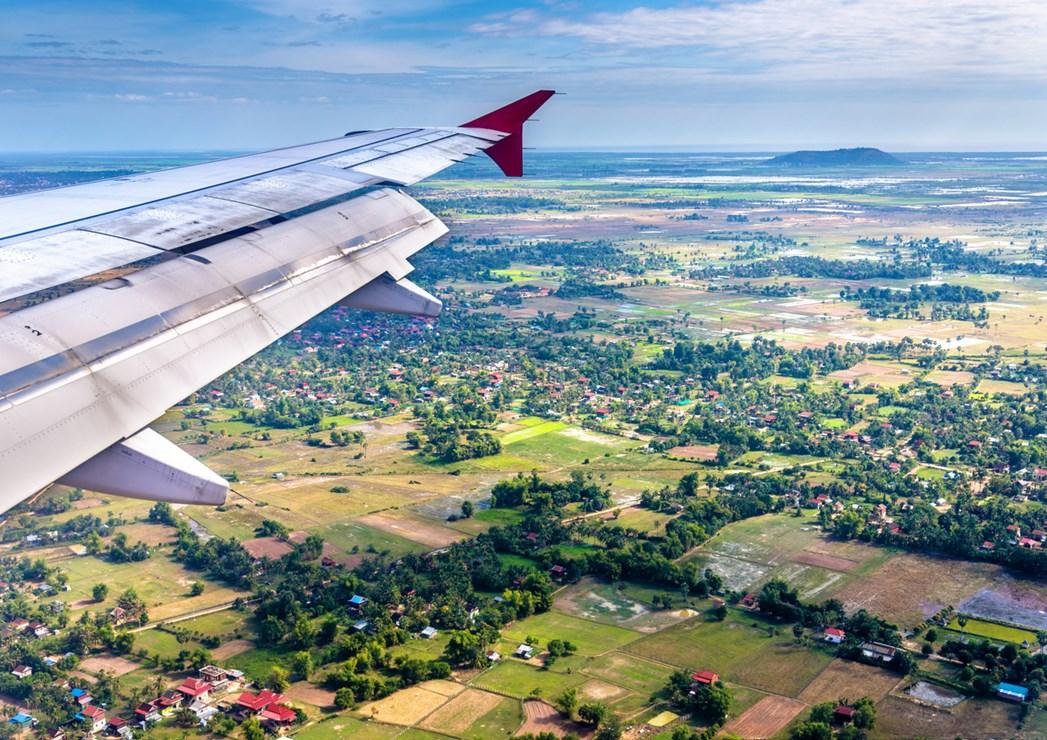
[[114, 93, 148, 101], [520, 0, 1047, 81]]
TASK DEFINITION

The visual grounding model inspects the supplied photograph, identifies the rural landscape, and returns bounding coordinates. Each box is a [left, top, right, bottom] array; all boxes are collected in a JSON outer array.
[[4, 148, 1047, 739]]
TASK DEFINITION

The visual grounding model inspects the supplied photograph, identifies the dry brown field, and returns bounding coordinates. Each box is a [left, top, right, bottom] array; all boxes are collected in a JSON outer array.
[[721, 695, 806, 739]]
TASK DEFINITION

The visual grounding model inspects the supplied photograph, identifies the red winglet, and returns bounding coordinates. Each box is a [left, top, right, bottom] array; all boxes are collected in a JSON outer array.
[[462, 90, 555, 177]]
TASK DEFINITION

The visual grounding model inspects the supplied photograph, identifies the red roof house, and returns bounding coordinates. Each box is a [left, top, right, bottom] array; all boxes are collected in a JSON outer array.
[[691, 670, 719, 686]]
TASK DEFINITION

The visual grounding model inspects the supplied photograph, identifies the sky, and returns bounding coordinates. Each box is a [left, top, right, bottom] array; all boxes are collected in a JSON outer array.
[[2, 0, 1047, 152]]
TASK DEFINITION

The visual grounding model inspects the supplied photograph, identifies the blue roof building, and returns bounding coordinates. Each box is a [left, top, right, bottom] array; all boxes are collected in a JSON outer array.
[[997, 682, 1029, 702], [9, 713, 34, 726]]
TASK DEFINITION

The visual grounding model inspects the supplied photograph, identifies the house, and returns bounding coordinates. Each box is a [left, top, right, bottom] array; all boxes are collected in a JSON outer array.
[[550, 564, 566, 581], [109, 607, 129, 625], [351, 619, 371, 633], [1020, 537, 1042, 550], [834, 706, 856, 724], [134, 702, 161, 725], [177, 677, 212, 703], [690, 670, 719, 689], [107, 717, 129, 737], [348, 594, 368, 613], [199, 665, 243, 689], [981, 540, 996, 551], [157, 690, 184, 713], [486, 651, 501, 662], [738, 593, 758, 610], [514, 644, 534, 660], [860, 641, 897, 663], [236, 690, 286, 717], [259, 703, 297, 729], [997, 682, 1029, 703], [71, 688, 93, 707], [420, 626, 438, 640], [47, 730, 65, 740], [11, 665, 32, 679], [824, 628, 846, 644], [78, 704, 107, 734], [8, 713, 35, 729]]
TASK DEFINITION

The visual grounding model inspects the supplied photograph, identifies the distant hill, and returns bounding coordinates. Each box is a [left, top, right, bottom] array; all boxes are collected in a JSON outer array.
[[767, 147, 901, 167]]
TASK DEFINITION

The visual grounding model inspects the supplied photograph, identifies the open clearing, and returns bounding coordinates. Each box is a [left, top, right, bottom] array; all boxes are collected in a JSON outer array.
[[286, 682, 337, 708], [359, 681, 463, 726], [211, 639, 254, 660], [516, 700, 591, 738], [553, 578, 693, 632], [79, 655, 141, 676], [418, 688, 504, 735], [358, 511, 467, 549], [667, 444, 718, 461], [958, 582, 1047, 631], [722, 695, 806, 739], [798, 659, 901, 704], [874, 694, 1020, 739], [832, 552, 1001, 627]]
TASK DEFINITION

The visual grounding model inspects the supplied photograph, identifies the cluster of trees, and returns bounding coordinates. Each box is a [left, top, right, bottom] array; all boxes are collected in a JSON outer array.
[[491, 470, 612, 513], [691, 255, 932, 282], [654, 337, 866, 382], [666, 670, 733, 726], [789, 697, 876, 740], [841, 284, 998, 304]]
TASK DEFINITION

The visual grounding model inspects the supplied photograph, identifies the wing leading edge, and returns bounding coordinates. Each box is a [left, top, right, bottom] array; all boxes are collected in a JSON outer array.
[[0, 90, 555, 513]]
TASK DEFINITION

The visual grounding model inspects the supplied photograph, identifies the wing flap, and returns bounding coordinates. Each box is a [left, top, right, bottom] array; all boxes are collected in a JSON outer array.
[[89, 195, 278, 250], [0, 230, 162, 303]]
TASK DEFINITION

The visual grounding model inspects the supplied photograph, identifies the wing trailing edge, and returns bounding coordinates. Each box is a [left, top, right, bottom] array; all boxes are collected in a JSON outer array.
[[462, 90, 556, 177]]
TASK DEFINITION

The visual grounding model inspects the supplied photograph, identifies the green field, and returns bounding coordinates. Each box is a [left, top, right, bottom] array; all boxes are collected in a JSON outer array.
[[500, 611, 642, 656], [624, 610, 835, 697], [471, 659, 587, 699], [947, 617, 1037, 644]]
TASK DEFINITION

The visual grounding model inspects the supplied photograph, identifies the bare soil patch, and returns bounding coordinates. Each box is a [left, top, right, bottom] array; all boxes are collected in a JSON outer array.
[[517, 700, 592, 738], [667, 444, 718, 461], [241, 536, 294, 560], [958, 579, 1047, 631], [211, 639, 253, 660], [358, 512, 466, 549], [69, 671, 99, 684], [832, 552, 999, 627], [876, 694, 1020, 739], [792, 550, 859, 572], [286, 682, 337, 708], [420, 688, 503, 735], [72, 497, 104, 510], [360, 684, 452, 726], [798, 659, 901, 704], [722, 695, 806, 739], [579, 679, 629, 703], [79, 654, 141, 677]]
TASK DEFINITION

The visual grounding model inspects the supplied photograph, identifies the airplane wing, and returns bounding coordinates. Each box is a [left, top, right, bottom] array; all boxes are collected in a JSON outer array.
[[0, 90, 555, 514]]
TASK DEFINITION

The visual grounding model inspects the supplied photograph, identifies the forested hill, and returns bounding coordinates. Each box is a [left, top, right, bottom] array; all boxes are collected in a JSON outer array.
[[767, 147, 901, 166]]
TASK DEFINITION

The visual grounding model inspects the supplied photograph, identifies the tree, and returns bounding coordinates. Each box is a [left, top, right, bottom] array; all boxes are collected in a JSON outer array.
[[853, 697, 876, 730], [461, 500, 474, 518], [444, 630, 485, 668], [92, 583, 108, 602], [692, 682, 731, 725], [335, 687, 354, 709], [789, 722, 832, 740], [189, 581, 204, 596], [242, 717, 265, 740], [595, 715, 623, 740], [291, 651, 314, 680], [578, 702, 608, 727], [267, 665, 290, 692], [555, 687, 578, 718]]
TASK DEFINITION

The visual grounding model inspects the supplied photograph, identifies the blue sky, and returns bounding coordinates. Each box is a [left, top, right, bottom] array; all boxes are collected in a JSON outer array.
[[2, 0, 1047, 151]]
